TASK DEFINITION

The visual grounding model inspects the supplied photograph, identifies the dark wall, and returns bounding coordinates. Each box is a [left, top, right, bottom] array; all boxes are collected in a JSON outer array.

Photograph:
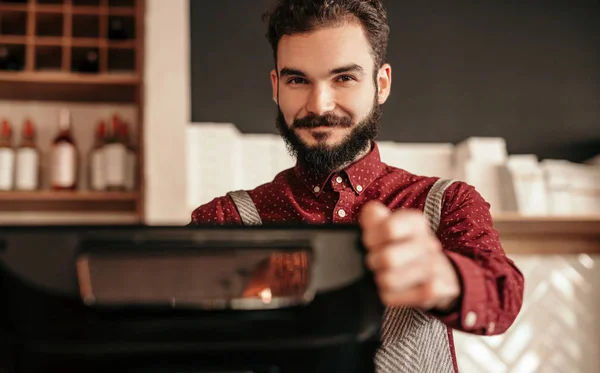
[[190, 1, 600, 162]]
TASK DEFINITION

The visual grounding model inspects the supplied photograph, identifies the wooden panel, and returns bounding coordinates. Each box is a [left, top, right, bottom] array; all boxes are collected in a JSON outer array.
[[494, 215, 600, 254]]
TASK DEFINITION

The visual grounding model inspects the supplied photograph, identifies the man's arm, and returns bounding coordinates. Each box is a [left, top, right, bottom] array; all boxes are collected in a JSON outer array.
[[189, 196, 243, 225], [429, 182, 524, 335]]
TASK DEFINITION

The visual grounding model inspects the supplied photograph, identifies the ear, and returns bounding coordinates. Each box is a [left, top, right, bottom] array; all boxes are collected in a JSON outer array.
[[376, 63, 392, 105], [270, 69, 278, 104]]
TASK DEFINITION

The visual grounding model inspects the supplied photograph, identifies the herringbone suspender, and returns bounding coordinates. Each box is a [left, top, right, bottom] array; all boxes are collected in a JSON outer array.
[[227, 178, 458, 373]]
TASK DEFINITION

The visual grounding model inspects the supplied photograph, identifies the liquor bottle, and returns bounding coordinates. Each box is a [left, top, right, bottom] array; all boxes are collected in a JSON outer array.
[[119, 121, 137, 191], [50, 109, 78, 191], [89, 120, 107, 191], [104, 114, 127, 191], [0, 120, 15, 191], [15, 119, 40, 191]]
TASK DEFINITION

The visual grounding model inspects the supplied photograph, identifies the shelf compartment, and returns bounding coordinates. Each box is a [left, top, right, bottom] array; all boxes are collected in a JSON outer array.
[[0, 9, 27, 35], [73, 0, 100, 5], [34, 44, 62, 71], [70, 46, 99, 73], [0, 43, 25, 71], [107, 46, 133, 72], [108, 0, 135, 7], [36, 0, 65, 5], [106, 15, 134, 40], [72, 13, 100, 38], [35, 12, 63, 36]]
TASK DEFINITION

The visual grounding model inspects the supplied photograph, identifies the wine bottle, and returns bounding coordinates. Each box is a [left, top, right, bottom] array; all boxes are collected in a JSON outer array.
[[0, 120, 15, 191], [89, 120, 107, 191], [15, 119, 40, 191], [50, 109, 78, 191], [104, 114, 127, 191]]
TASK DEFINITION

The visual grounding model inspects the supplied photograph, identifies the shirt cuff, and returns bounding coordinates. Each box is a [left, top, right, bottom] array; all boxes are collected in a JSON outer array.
[[429, 251, 490, 334]]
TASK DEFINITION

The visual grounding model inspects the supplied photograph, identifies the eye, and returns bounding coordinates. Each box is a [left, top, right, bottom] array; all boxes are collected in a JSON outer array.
[[336, 75, 356, 83], [287, 77, 307, 85]]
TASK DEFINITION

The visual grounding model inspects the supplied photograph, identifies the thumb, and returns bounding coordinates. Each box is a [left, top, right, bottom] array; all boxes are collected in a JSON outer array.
[[359, 200, 391, 232]]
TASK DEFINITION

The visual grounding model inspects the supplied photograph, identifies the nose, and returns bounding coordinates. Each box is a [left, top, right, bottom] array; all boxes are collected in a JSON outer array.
[[306, 84, 335, 116]]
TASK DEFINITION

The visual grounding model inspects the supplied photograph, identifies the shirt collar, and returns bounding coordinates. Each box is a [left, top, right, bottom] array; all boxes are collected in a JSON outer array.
[[293, 141, 387, 197]]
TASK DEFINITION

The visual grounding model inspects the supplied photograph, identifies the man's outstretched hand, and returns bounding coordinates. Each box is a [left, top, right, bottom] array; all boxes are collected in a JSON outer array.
[[359, 201, 461, 312]]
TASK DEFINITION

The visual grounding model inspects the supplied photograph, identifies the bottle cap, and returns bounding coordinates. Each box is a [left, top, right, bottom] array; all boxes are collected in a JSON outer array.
[[97, 120, 107, 138], [23, 119, 35, 138], [1, 120, 12, 138]]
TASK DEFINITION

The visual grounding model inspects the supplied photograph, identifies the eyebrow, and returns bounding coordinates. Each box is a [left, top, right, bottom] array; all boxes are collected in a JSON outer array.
[[279, 63, 365, 77]]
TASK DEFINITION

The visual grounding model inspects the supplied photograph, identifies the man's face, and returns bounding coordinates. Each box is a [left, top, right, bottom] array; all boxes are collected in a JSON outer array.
[[271, 22, 391, 173]]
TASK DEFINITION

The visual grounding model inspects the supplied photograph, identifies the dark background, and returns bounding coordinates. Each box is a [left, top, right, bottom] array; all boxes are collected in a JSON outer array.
[[190, 0, 600, 162]]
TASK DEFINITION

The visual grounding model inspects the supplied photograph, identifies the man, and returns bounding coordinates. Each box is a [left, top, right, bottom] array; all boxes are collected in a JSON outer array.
[[190, 0, 524, 371]]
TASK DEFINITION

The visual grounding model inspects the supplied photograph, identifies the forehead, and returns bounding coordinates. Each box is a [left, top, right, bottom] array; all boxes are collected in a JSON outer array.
[[277, 23, 374, 75]]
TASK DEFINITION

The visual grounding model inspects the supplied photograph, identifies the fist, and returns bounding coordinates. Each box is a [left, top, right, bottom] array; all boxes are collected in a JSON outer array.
[[359, 201, 461, 312]]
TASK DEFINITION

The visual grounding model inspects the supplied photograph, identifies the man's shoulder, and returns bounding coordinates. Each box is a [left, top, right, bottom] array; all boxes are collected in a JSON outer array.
[[381, 164, 484, 210], [189, 168, 295, 225]]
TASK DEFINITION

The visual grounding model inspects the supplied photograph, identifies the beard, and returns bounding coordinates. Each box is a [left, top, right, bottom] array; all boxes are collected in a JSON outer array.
[[275, 98, 382, 176]]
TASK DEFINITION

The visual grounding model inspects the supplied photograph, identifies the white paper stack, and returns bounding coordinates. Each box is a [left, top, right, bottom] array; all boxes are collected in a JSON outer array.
[[566, 162, 600, 215], [239, 134, 280, 190], [377, 141, 455, 179], [186, 123, 242, 210], [540, 160, 573, 215], [498, 155, 548, 215], [454, 137, 508, 214], [271, 139, 296, 176]]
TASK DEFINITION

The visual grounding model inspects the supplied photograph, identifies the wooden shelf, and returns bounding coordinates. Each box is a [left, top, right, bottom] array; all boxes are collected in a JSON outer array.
[[0, 0, 146, 224], [0, 191, 139, 214], [0, 191, 138, 202], [0, 70, 138, 84], [0, 0, 141, 102], [493, 214, 600, 255]]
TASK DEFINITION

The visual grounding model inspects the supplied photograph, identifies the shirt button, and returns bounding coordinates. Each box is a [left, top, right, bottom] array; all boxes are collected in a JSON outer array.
[[356, 185, 363, 192], [337, 209, 346, 218], [464, 311, 477, 328], [313, 186, 320, 193], [335, 176, 343, 183]]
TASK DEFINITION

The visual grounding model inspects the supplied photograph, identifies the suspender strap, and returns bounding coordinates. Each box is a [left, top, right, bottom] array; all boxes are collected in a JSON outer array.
[[375, 178, 458, 373], [423, 178, 457, 233], [226, 190, 263, 226]]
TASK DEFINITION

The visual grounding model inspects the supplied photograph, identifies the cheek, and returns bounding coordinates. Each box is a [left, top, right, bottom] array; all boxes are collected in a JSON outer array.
[[337, 87, 375, 121], [279, 89, 307, 124]]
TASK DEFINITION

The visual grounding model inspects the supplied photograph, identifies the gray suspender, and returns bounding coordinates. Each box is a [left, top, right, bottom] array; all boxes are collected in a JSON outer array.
[[227, 178, 456, 231], [375, 178, 458, 373], [226, 190, 263, 226], [227, 178, 458, 373]]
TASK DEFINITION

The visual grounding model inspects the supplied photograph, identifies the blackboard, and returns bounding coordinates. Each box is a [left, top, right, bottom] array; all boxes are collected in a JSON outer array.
[[190, 0, 600, 162]]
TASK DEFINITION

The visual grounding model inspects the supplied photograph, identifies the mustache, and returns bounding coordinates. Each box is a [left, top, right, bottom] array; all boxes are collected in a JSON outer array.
[[291, 113, 353, 129]]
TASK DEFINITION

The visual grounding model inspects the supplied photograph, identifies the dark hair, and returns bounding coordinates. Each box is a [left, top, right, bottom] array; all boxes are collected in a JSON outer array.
[[263, 0, 390, 70]]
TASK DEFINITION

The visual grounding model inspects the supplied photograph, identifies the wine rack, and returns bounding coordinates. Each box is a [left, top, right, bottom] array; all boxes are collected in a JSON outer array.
[[0, 0, 145, 224], [0, 0, 143, 103]]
